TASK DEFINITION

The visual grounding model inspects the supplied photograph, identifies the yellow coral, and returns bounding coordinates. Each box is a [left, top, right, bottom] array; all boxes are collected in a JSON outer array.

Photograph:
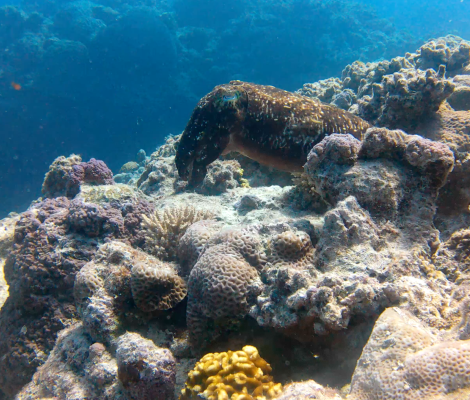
[[180, 345, 282, 400]]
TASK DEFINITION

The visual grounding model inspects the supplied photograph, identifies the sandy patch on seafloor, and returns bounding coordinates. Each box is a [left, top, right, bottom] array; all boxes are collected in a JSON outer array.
[[0, 214, 19, 309]]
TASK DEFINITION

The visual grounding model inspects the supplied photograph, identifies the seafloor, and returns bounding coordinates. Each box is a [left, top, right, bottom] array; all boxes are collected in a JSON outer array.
[[1, 36, 470, 400]]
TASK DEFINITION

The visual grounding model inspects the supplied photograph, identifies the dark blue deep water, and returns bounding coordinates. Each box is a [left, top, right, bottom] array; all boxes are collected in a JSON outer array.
[[0, 0, 469, 217]]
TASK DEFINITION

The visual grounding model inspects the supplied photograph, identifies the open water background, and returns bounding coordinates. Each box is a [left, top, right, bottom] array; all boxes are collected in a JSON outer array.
[[0, 0, 469, 218]]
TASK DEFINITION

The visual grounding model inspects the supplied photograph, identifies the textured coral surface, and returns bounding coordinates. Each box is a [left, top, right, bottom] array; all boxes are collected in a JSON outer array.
[[179, 345, 282, 400], [2, 36, 470, 400]]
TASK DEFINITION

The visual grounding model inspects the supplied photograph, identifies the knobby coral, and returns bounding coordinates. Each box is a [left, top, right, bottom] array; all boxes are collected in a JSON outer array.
[[179, 345, 282, 400]]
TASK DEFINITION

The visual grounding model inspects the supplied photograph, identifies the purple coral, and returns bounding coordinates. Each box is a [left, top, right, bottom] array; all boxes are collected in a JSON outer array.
[[116, 332, 176, 400], [66, 158, 114, 197], [67, 199, 124, 238]]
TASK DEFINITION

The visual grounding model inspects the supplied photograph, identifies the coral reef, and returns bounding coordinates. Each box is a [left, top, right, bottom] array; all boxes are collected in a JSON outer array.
[[131, 260, 187, 311], [120, 161, 140, 173], [347, 308, 470, 400], [409, 35, 470, 76], [42, 155, 115, 199], [74, 241, 162, 341], [16, 324, 122, 399], [41, 154, 83, 198], [66, 158, 115, 197], [5, 32, 470, 400], [0, 193, 163, 397], [296, 78, 346, 106], [116, 332, 176, 400], [278, 380, 342, 400], [300, 36, 470, 132], [198, 159, 247, 195], [357, 67, 455, 128], [267, 230, 315, 271], [304, 129, 454, 212], [447, 75, 470, 111], [180, 345, 282, 400], [16, 324, 178, 400], [0, 214, 19, 310], [136, 136, 181, 195], [409, 103, 470, 214], [142, 205, 214, 261], [177, 219, 223, 275], [186, 227, 265, 346], [0, 198, 97, 396], [175, 81, 370, 186], [67, 198, 125, 237]]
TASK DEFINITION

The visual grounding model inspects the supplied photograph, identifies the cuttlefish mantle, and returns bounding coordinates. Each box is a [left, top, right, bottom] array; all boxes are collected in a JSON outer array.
[[175, 80, 371, 185]]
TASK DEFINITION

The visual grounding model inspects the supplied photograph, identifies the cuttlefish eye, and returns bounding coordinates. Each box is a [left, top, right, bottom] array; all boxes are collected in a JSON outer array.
[[214, 89, 243, 109], [223, 94, 238, 101]]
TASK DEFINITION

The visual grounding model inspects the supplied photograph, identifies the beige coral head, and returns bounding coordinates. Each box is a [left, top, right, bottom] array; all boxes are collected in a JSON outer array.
[[273, 231, 312, 260], [131, 261, 187, 311]]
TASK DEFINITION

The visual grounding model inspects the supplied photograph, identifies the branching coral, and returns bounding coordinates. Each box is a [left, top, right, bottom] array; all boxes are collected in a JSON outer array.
[[179, 345, 282, 400], [141, 205, 214, 261]]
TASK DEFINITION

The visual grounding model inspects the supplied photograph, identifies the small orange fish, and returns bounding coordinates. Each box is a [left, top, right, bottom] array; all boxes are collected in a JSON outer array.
[[11, 82, 21, 90]]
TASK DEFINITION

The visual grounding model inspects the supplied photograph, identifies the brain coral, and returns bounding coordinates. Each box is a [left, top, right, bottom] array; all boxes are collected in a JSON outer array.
[[142, 205, 214, 261], [178, 219, 223, 275], [187, 228, 265, 346], [179, 345, 282, 400], [75, 241, 186, 342], [131, 260, 187, 311], [347, 307, 470, 400], [267, 230, 315, 271]]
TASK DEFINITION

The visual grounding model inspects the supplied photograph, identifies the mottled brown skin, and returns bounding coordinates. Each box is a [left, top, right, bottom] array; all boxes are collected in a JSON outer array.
[[175, 80, 371, 185]]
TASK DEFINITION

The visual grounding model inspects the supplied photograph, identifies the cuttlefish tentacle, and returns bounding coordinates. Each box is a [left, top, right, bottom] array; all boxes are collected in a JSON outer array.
[[176, 80, 371, 185]]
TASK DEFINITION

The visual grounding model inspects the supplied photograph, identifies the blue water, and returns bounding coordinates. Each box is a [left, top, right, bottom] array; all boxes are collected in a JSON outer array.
[[0, 0, 469, 218]]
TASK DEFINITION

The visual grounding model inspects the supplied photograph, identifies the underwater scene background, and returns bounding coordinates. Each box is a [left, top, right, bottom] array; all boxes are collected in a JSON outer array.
[[1, 0, 470, 399], [0, 0, 469, 218]]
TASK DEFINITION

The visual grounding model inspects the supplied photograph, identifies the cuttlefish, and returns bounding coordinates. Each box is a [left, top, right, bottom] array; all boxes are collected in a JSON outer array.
[[175, 80, 371, 185]]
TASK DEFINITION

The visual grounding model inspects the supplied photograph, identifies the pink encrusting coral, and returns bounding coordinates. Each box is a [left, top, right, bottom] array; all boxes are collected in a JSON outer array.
[[42, 155, 115, 199], [66, 158, 115, 197]]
